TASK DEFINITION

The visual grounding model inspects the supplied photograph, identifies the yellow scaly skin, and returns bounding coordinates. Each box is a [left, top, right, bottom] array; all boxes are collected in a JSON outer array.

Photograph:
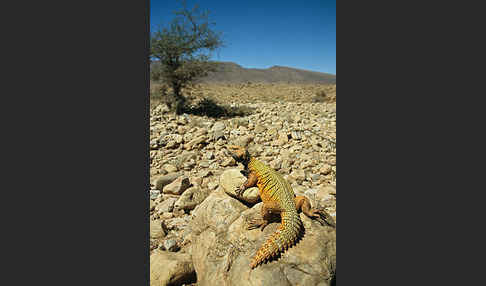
[[227, 145, 335, 269], [246, 157, 304, 269]]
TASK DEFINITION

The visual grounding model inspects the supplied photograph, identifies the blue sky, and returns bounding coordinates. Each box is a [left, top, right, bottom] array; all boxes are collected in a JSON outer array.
[[150, 0, 336, 75]]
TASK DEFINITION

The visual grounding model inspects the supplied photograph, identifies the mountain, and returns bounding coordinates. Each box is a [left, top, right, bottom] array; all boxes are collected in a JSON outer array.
[[151, 61, 336, 84]]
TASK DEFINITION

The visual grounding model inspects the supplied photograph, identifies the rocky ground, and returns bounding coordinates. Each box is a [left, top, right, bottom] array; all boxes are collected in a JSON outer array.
[[149, 83, 336, 286]]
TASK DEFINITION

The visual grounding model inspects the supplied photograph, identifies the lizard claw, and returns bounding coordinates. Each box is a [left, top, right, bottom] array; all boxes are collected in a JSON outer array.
[[317, 209, 336, 228], [236, 185, 246, 197], [247, 218, 268, 231]]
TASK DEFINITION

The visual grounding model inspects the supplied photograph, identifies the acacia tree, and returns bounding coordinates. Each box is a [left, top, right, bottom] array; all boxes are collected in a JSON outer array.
[[150, 1, 223, 114]]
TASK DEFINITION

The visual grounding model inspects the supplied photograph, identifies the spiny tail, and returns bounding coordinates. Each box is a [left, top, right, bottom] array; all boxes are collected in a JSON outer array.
[[250, 210, 303, 269]]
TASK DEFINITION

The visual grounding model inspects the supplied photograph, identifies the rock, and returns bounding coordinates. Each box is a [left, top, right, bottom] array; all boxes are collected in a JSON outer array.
[[207, 180, 219, 191], [290, 169, 306, 182], [174, 186, 211, 211], [153, 173, 183, 191], [235, 135, 253, 147], [150, 139, 159, 150], [269, 158, 282, 170], [326, 155, 336, 166], [163, 176, 191, 195], [311, 173, 321, 181], [219, 169, 260, 204], [203, 152, 215, 160], [150, 250, 196, 286], [319, 164, 333, 175], [163, 238, 180, 252], [190, 176, 203, 186], [160, 212, 174, 220], [315, 185, 336, 208], [190, 194, 336, 286], [150, 239, 159, 251], [165, 217, 187, 231], [156, 197, 177, 213], [183, 160, 196, 170], [199, 160, 210, 168], [150, 220, 166, 239], [221, 157, 236, 167], [212, 122, 226, 132], [184, 135, 208, 150], [254, 124, 266, 133], [268, 127, 278, 136], [212, 130, 225, 141], [200, 170, 213, 178], [150, 189, 161, 200], [290, 130, 302, 140], [163, 164, 178, 173], [150, 200, 156, 211], [154, 103, 170, 114]]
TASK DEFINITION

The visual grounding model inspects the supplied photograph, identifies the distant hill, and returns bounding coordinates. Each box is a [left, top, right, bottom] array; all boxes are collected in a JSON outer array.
[[151, 61, 336, 84]]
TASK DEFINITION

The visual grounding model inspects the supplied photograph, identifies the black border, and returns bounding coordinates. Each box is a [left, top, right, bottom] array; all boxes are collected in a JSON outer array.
[[3, 0, 150, 284]]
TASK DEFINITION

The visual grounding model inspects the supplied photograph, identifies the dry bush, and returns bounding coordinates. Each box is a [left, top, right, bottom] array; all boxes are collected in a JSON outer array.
[[184, 97, 252, 118], [312, 90, 336, 103]]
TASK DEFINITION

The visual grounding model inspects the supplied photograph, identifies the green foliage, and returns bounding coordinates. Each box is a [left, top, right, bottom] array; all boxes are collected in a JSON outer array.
[[150, 0, 223, 114]]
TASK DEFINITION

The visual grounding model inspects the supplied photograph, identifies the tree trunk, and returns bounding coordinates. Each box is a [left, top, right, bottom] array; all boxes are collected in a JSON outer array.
[[172, 82, 185, 115]]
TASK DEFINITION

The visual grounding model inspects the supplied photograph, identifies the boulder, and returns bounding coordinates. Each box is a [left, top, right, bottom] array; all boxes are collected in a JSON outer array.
[[219, 169, 260, 204], [163, 176, 191, 195], [189, 192, 336, 286], [153, 173, 182, 191], [150, 250, 196, 286], [174, 186, 211, 211]]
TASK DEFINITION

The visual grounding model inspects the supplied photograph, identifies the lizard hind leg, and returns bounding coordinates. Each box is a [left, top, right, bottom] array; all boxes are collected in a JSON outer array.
[[295, 195, 336, 227], [247, 203, 281, 231]]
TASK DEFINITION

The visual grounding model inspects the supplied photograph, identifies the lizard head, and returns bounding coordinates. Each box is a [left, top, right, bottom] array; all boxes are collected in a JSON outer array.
[[226, 145, 251, 165]]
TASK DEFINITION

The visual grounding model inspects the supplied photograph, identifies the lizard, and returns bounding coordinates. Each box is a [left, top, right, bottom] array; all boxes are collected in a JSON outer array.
[[226, 145, 335, 269]]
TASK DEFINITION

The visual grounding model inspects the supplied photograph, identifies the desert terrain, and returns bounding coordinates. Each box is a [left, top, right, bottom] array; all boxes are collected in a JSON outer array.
[[149, 74, 336, 286]]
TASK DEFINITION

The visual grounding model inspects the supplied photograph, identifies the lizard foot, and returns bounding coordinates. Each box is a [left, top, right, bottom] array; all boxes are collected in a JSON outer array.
[[235, 185, 246, 197], [247, 218, 268, 231], [311, 208, 336, 228]]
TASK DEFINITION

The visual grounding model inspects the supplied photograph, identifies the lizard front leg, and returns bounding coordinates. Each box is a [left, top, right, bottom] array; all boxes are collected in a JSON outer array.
[[236, 171, 258, 197], [295, 195, 336, 227]]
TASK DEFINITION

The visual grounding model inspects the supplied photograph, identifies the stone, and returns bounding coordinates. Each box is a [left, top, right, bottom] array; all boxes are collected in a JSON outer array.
[[290, 169, 306, 182], [212, 130, 225, 141], [207, 180, 219, 191], [311, 173, 321, 181], [163, 176, 191, 195], [184, 135, 208, 150], [219, 169, 260, 204], [254, 124, 266, 133], [174, 186, 211, 211], [150, 220, 166, 239], [163, 238, 180, 252], [153, 173, 183, 191], [163, 164, 178, 173], [164, 217, 186, 231], [290, 130, 302, 140], [155, 197, 177, 213], [319, 164, 333, 175], [200, 170, 213, 178], [235, 135, 253, 147], [150, 250, 196, 286], [150, 189, 161, 200], [190, 194, 336, 286], [221, 157, 236, 167], [199, 160, 210, 168], [212, 122, 226, 132]]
